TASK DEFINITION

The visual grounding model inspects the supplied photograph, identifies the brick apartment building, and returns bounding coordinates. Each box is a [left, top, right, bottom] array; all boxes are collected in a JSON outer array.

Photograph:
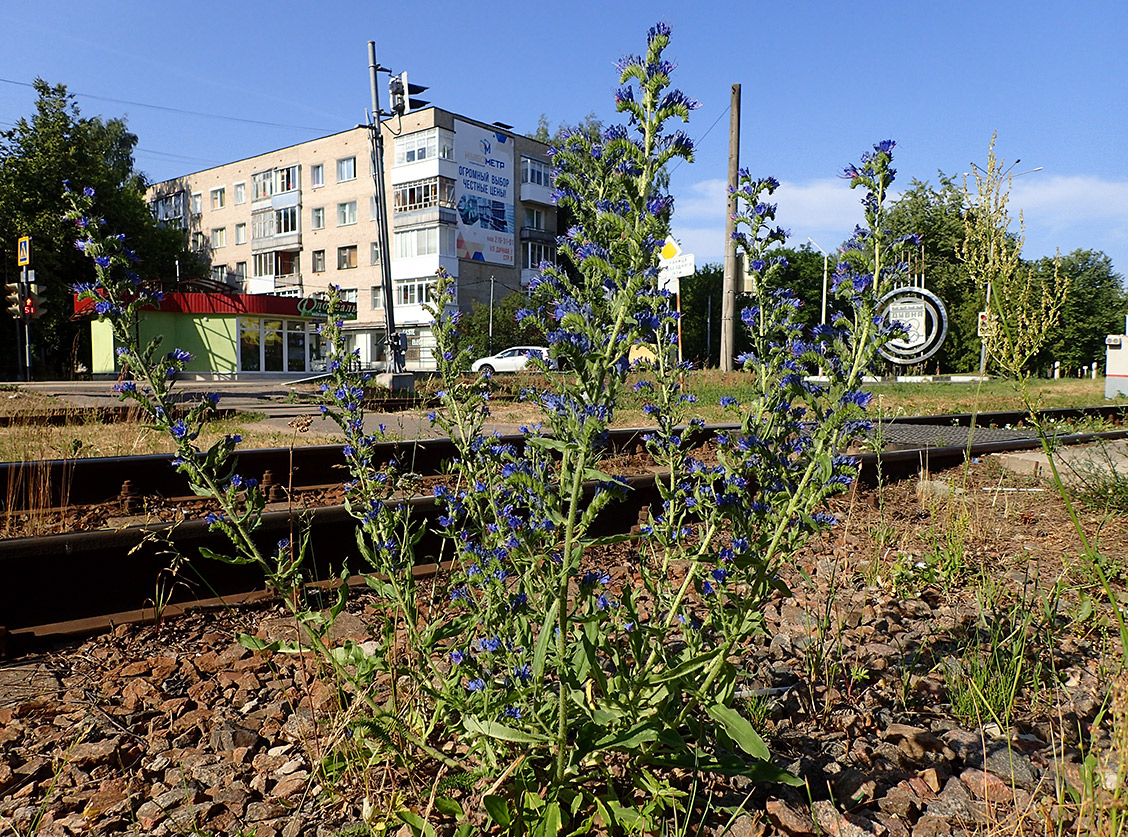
[[145, 109, 556, 372]]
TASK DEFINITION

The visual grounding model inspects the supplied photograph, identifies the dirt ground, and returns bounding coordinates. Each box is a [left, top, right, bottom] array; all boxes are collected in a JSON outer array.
[[3, 450, 1128, 835]]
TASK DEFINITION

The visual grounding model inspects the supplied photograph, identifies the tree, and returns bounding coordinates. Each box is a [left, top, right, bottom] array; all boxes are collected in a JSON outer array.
[[0, 80, 197, 379], [1034, 250, 1127, 373], [456, 290, 546, 360], [885, 174, 982, 372], [528, 111, 604, 145], [678, 245, 827, 368]]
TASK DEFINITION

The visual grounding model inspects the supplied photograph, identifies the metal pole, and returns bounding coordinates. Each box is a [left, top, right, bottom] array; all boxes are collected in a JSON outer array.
[[808, 238, 828, 326], [368, 41, 403, 375], [719, 83, 740, 372], [488, 275, 495, 354], [21, 266, 30, 382], [706, 294, 712, 366]]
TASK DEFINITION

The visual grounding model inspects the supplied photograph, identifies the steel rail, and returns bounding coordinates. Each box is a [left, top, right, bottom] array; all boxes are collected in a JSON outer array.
[[1, 405, 1124, 515], [3, 426, 1126, 652]]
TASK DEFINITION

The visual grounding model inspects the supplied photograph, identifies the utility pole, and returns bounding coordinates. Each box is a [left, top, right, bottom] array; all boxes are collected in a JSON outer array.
[[719, 83, 740, 372], [488, 275, 495, 354], [367, 41, 407, 383]]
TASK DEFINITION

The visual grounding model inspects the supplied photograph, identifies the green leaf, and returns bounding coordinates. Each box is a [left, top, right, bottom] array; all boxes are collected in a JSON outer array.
[[483, 795, 511, 828], [533, 599, 558, 682], [526, 436, 569, 453], [433, 797, 464, 818], [651, 649, 720, 684], [706, 704, 770, 760], [236, 632, 277, 652], [534, 800, 562, 837], [463, 716, 551, 745], [396, 809, 436, 837], [593, 722, 659, 751]]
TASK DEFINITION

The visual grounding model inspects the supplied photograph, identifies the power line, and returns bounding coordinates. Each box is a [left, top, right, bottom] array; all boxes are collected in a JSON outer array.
[[669, 104, 730, 177], [0, 77, 337, 133]]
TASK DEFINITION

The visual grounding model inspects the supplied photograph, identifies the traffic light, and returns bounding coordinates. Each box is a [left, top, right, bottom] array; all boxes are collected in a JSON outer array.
[[5, 280, 20, 318], [27, 281, 47, 320], [388, 72, 429, 117]]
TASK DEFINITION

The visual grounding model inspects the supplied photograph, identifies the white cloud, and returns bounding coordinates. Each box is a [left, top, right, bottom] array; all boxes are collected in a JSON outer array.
[[1012, 176, 1128, 238], [671, 176, 877, 264]]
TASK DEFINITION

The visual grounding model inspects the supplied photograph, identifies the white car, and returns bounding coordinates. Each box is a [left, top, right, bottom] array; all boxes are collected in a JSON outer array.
[[471, 346, 555, 375]]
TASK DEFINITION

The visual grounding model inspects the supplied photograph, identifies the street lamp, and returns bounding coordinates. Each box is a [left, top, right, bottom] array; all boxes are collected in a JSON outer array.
[[807, 237, 829, 325]]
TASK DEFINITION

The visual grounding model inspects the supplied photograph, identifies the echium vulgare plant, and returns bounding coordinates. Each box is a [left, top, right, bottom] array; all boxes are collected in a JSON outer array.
[[64, 187, 462, 779]]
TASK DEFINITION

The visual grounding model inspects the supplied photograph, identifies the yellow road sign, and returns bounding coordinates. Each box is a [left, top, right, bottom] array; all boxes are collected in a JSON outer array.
[[17, 236, 30, 267]]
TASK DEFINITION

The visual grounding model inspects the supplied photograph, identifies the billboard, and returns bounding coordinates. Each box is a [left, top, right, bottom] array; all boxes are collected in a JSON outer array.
[[454, 119, 515, 265]]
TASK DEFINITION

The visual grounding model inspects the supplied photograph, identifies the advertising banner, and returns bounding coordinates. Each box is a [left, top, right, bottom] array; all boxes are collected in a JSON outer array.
[[454, 120, 515, 265]]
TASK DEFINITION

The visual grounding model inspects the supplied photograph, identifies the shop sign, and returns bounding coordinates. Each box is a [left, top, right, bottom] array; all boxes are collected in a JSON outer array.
[[297, 297, 358, 320]]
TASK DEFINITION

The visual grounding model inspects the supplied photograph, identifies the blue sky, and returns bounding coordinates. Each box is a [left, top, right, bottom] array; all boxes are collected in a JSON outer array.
[[2, 0, 1126, 280]]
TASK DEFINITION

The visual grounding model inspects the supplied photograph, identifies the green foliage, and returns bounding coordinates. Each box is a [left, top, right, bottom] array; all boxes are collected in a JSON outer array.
[[946, 602, 1037, 728], [678, 245, 827, 368], [1034, 249, 1128, 373], [885, 174, 982, 372], [456, 290, 547, 360], [0, 79, 199, 379]]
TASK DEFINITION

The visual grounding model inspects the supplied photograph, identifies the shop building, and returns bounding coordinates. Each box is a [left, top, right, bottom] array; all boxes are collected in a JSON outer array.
[[145, 109, 556, 373]]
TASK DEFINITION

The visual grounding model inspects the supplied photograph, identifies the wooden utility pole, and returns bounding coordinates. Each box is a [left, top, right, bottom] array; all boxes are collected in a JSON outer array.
[[720, 83, 741, 372]]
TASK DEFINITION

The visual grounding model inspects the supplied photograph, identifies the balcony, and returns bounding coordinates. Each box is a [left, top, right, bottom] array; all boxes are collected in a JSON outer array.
[[520, 180, 554, 206], [252, 232, 302, 253], [392, 206, 459, 230], [520, 227, 555, 245]]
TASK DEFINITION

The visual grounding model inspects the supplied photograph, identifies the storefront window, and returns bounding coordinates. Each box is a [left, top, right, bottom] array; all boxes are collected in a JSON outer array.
[[287, 321, 307, 372], [239, 318, 316, 373], [263, 320, 283, 372], [240, 320, 261, 372]]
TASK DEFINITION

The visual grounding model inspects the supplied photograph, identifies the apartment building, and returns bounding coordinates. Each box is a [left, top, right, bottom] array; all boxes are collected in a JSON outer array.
[[146, 109, 556, 371]]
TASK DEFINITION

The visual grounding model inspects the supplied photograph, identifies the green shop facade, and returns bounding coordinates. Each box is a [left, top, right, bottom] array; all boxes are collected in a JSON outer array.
[[82, 292, 358, 380]]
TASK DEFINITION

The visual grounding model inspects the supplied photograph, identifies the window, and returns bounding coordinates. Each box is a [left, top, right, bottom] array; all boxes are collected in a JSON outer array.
[[275, 206, 299, 234], [397, 283, 417, 305], [521, 157, 552, 187], [523, 241, 555, 269], [337, 201, 357, 226], [336, 156, 356, 182], [311, 207, 325, 230], [211, 227, 226, 248], [312, 250, 326, 273], [370, 242, 381, 265], [210, 188, 226, 210], [152, 193, 184, 224], [253, 252, 274, 277], [235, 262, 247, 280], [275, 165, 298, 193], [234, 182, 246, 204], [235, 223, 247, 245], [310, 164, 324, 188], [211, 265, 227, 282], [393, 226, 456, 259], [252, 170, 273, 200], [337, 245, 357, 270], [370, 195, 379, 221], [394, 129, 453, 165], [191, 192, 202, 214], [525, 207, 546, 231], [340, 288, 358, 304], [371, 286, 383, 310], [191, 231, 205, 250], [252, 210, 274, 240], [393, 281, 435, 306], [393, 177, 455, 213]]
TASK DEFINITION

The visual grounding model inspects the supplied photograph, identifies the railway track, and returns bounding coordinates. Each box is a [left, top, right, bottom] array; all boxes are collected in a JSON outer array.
[[2, 405, 1125, 652]]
